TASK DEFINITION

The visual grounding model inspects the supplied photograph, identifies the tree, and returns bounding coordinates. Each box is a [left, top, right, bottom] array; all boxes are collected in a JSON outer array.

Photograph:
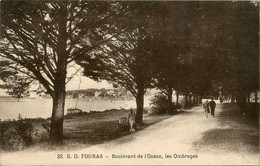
[[0, 60, 31, 101], [76, 33, 155, 123], [191, 2, 258, 105], [76, 2, 170, 123], [231, 2, 259, 105], [151, 3, 193, 112], [187, 2, 259, 106], [0, 1, 126, 144], [0, 75, 31, 102]]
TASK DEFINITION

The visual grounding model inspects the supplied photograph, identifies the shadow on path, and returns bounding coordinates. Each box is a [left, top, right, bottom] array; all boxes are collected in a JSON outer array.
[[193, 103, 259, 154]]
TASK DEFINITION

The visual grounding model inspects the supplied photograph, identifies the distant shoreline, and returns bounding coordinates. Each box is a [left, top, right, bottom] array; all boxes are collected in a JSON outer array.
[[0, 98, 151, 120]]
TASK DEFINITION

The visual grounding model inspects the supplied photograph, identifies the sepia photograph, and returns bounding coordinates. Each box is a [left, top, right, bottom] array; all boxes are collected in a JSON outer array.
[[0, 0, 259, 165]]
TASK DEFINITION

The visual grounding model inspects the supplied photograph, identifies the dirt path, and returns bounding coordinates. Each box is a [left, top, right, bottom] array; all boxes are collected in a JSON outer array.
[[1, 104, 259, 165]]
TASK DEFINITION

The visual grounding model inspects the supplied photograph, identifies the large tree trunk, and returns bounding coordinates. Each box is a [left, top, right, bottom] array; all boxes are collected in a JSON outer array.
[[50, 88, 66, 145], [198, 94, 202, 104], [50, 64, 66, 145], [176, 91, 179, 107], [184, 93, 188, 108], [246, 93, 250, 103], [231, 93, 235, 103], [49, 4, 68, 145], [192, 94, 195, 106], [189, 94, 192, 106], [135, 84, 144, 124], [255, 91, 258, 103], [195, 93, 198, 105], [49, 64, 67, 144], [166, 86, 173, 114], [236, 91, 246, 106]]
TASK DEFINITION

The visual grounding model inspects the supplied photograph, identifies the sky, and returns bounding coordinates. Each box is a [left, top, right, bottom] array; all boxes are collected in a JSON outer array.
[[0, 69, 113, 96], [66, 76, 113, 90], [0, 78, 113, 96], [66, 64, 114, 90], [0, 61, 113, 96]]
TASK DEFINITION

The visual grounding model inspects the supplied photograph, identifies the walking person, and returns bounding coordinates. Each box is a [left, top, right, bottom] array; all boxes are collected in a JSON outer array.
[[219, 96, 223, 103], [209, 98, 216, 117], [202, 100, 210, 118]]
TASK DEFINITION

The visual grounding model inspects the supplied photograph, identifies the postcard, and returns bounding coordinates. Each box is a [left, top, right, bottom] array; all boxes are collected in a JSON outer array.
[[0, 0, 259, 165]]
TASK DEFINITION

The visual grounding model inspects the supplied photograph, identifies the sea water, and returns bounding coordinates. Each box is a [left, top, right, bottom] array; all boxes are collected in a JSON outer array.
[[0, 97, 151, 120]]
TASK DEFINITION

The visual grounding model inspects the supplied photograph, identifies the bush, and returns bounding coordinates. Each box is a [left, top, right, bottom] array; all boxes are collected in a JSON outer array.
[[150, 93, 179, 114], [0, 118, 50, 151], [0, 120, 33, 151]]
